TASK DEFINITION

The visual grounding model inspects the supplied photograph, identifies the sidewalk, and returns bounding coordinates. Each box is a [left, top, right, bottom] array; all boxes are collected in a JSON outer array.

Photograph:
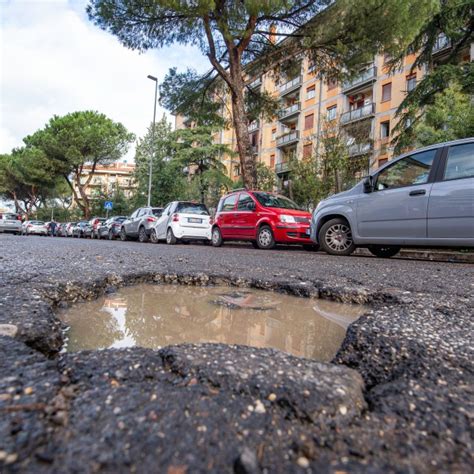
[[355, 247, 474, 263]]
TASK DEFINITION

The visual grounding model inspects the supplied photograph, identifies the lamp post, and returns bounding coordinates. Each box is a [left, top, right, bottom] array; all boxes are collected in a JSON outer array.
[[147, 75, 158, 207]]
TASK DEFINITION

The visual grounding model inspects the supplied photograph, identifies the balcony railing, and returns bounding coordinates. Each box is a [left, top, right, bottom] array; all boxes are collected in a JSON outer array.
[[275, 161, 290, 174], [248, 120, 260, 132], [342, 66, 377, 92], [433, 34, 451, 54], [278, 76, 302, 96], [340, 103, 375, 125], [248, 77, 262, 89], [278, 102, 301, 121], [276, 130, 300, 147], [348, 142, 373, 157]]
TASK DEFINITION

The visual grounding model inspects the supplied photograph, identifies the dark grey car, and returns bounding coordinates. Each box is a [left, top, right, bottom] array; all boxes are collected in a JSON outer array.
[[120, 207, 163, 242]]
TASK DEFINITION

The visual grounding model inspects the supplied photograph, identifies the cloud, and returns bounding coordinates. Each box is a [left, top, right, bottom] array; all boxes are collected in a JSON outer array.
[[0, 0, 208, 158]]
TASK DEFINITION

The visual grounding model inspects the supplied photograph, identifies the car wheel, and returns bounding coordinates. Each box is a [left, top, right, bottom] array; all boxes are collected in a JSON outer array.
[[166, 228, 177, 245], [108, 230, 114, 240], [211, 227, 223, 247], [319, 218, 356, 256], [90, 232, 95, 239], [368, 245, 401, 258], [138, 226, 149, 243], [303, 244, 320, 252], [150, 229, 159, 244], [120, 228, 128, 241], [256, 225, 275, 250]]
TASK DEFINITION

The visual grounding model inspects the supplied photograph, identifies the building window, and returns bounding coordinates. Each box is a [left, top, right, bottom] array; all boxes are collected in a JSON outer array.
[[304, 113, 314, 130], [303, 143, 313, 159], [271, 128, 276, 141], [406, 74, 417, 92], [233, 165, 241, 177], [306, 85, 316, 100], [327, 77, 337, 91], [327, 105, 337, 121], [381, 83, 392, 102], [308, 61, 316, 74], [270, 154, 275, 168], [378, 158, 388, 167], [380, 120, 390, 139]]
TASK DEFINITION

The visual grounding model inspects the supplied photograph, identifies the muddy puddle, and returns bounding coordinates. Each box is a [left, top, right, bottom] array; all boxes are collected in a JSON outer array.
[[59, 284, 367, 361]]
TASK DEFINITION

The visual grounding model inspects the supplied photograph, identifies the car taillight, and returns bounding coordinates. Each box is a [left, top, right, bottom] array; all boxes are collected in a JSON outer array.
[[147, 217, 156, 222], [27, 224, 32, 228], [172, 213, 179, 222]]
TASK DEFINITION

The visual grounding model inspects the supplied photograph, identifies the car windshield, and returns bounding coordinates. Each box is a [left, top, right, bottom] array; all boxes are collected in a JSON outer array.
[[151, 208, 163, 216], [4, 214, 18, 220], [253, 192, 301, 210], [31, 221, 44, 225], [114, 217, 127, 222], [176, 202, 209, 215]]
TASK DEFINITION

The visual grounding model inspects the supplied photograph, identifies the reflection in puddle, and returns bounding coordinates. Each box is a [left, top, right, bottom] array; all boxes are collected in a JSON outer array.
[[59, 284, 367, 361]]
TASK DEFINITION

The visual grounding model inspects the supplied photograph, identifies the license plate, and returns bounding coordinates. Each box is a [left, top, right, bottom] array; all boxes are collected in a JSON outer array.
[[188, 218, 202, 224], [305, 228, 311, 236]]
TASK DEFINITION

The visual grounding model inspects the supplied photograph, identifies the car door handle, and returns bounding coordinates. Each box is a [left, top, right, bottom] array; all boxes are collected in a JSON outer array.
[[409, 189, 426, 196]]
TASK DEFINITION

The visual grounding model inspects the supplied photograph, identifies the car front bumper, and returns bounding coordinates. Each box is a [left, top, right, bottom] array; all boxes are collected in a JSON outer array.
[[274, 224, 312, 244]]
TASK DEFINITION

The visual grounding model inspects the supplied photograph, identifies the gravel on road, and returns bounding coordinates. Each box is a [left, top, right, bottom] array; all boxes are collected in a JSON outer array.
[[0, 234, 472, 473]]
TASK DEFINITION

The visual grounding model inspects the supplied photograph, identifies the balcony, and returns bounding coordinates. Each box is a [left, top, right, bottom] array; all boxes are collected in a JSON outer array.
[[348, 142, 373, 157], [432, 34, 451, 55], [275, 161, 290, 174], [342, 66, 377, 93], [278, 76, 302, 96], [278, 102, 301, 122], [340, 103, 375, 125], [248, 120, 260, 132], [247, 77, 262, 90], [276, 130, 300, 148]]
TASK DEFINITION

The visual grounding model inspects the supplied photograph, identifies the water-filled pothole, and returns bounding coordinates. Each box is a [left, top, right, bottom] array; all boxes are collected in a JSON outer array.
[[59, 284, 367, 361]]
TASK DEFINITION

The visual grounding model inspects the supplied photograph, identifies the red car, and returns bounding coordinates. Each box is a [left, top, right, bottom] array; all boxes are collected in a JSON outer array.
[[211, 189, 316, 250]]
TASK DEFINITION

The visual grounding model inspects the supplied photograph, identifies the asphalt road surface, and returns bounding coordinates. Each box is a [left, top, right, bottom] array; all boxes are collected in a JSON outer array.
[[0, 234, 473, 473]]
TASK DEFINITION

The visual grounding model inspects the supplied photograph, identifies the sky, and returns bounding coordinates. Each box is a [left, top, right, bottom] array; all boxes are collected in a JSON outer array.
[[0, 0, 209, 160]]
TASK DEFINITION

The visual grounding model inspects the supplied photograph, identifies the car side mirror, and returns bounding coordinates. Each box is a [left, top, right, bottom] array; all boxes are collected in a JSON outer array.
[[246, 201, 256, 211], [363, 176, 374, 193]]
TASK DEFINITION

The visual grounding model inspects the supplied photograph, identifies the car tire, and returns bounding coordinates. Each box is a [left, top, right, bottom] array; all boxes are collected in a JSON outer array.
[[166, 228, 177, 245], [108, 230, 114, 240], [211, 227, 223, 247], [120, 228, 128, 241], [91, 232, 95, 239], [138, 226, 149, 243], [319, 218, 356, 256], [150, 229, 159, 244], [303, 244, 320, 252], [256, 225, 275, 250], [368, 245, 401, 258]]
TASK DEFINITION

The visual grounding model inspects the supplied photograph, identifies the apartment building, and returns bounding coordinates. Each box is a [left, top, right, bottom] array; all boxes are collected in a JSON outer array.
[[72, 161, 137, 205], [175, 34, 472, 185]]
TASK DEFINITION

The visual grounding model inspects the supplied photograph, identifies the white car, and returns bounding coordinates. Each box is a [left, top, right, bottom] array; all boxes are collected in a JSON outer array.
[[151, 201, 212, 244], [0, 212, 22, 234], [24, 220, 48, 236]]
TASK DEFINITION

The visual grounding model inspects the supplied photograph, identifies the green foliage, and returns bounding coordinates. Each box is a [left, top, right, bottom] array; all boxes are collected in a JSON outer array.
[[25, 110, 134, 218], [409, 82, 474, 147], [134, 115, 186, 207], [256, 163, 276, 192]]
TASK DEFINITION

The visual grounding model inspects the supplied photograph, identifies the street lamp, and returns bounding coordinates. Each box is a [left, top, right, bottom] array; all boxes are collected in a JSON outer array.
[[147, 74, 158, 207]]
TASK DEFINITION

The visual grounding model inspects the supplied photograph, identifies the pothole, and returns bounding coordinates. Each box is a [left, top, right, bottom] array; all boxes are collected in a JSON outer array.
[[58, 284, 367, 361]]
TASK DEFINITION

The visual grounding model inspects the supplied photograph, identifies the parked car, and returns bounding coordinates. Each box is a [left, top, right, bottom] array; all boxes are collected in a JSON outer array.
[[98, 216, 128, 240], [151, 202, 211, 244], [120, 207, 164, 242], [310, 138, 474, 257], [24, 220, 48, 236], [211, 190, 314, 250], [72, 221, 90, 238], [0, 212, 22, 234], [65, 222, 77, 237], [89, 217, 107, 239]]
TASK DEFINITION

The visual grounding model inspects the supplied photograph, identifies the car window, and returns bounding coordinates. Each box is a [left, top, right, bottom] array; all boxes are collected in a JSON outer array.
[[176, 202, 209, 215], [444, 143, 474, 181], [4, 213, 18, 220], [375, 149, 437, 190], [221, 195, 237, 211], [130, 210, 139, 219], [237, 193, 254, 211], [151, 208, 163, 216], [253, 192, 300, 210], [162, 204, 171, 216]]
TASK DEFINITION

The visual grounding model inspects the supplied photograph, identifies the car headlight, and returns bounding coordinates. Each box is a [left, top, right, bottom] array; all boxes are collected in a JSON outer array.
[[280, 215, 296, 223]]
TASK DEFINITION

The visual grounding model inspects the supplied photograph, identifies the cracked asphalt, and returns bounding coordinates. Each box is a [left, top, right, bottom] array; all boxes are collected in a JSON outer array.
[[0, 234, 473, 473]]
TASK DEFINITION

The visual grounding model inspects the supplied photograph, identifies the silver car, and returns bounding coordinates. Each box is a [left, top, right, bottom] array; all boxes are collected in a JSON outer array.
[[120, 207, 164, 243], [24, 220, 49, 236], [310, 138, 474, 257], [0, 212, 22, 234]]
